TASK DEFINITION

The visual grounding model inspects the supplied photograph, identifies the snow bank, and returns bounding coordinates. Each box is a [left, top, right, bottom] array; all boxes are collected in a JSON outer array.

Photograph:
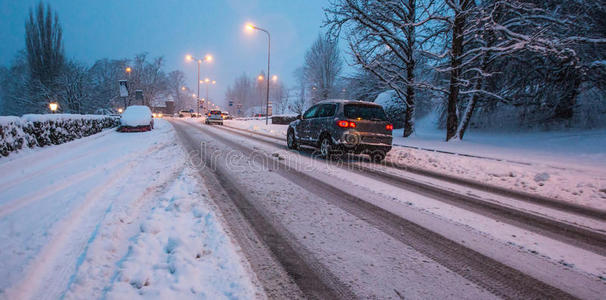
[[0, 114, 119, 157]]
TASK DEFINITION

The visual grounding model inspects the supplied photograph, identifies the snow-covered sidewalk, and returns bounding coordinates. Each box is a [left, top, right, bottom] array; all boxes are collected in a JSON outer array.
[[0, 119, 261, 299], [223, 119, 606, 210]]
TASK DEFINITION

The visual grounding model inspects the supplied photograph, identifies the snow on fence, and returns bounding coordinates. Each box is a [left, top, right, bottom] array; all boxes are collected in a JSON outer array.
[[0, 114, 120, 157]]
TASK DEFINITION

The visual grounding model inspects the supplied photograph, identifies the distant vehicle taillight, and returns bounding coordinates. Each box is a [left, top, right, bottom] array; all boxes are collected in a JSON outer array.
[[337, 120, 356, 128], [386, 124, 393, 131]]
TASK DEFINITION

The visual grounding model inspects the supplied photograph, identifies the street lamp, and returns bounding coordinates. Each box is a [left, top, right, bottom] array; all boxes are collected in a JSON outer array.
[[185, 54, 213, 115], [245, 23, 271, 125], [118, 108, 123, 113], [201, 78, 216, 114], [49, 102, 58, 113]]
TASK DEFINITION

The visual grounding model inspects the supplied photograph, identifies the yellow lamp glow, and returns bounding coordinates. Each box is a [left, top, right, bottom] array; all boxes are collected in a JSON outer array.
[[118, 108, 123, 113], [185, 54, 193, 61], [245, 23, 255, 31], [49, 102, 58, 112], [205, 54, 213, 62], [257, 75, 264, 81], [125, 67, 132, 73]]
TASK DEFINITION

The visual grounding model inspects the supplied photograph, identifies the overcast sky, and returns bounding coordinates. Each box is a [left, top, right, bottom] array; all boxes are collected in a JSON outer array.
[[0, 0, 342, 106]]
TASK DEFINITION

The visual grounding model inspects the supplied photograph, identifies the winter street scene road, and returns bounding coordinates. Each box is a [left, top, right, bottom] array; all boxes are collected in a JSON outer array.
[[1, 1, 606, 299]]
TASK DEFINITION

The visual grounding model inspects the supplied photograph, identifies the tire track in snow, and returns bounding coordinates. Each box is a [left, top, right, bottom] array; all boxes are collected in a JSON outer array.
[[3, 143, 169, 300], [193, 121, 579, 299], [0, 143, 117, 192], [0, 143, 164, 218], [61, 163, 185, 298]]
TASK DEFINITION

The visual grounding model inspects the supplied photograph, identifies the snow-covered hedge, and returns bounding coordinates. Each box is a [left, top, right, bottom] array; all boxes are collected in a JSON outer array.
[[0, 114, 119, 157]]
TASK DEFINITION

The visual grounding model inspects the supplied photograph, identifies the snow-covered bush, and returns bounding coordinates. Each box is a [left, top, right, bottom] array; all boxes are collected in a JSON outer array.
[[373, 90, 406, 128], [0, 114, 119, 157]]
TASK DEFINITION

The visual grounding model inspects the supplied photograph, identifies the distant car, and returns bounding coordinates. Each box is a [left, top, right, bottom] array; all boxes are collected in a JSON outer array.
[[205, 110, 223, 125], [178, 110, 195, 118], [221, 112, 232, 120], [287, 100, 393, 161], [119, 105, 154, 132]]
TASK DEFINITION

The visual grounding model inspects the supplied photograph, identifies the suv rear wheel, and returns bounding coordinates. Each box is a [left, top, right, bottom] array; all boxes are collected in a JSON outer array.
[[287, 130, 298, 150], [369, 150, 386, 162], [320, 136, 333, 159]]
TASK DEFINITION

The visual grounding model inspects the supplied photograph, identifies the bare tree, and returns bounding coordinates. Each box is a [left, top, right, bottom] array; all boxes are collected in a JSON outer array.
[[303, 33, 343, 104], [56, 61, 89, 113], [326, 0, 435, 137], [167, 70, 186, 110]]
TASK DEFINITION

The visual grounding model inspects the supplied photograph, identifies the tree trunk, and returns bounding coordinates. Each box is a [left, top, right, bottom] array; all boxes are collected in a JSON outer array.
[[554, 73, 581, 121], [446, 10, 465, 141], [455, 92, 479, 140], [456, 52, 489, 140], [403, 63, 416, 137], [403, 0, 416, 138]]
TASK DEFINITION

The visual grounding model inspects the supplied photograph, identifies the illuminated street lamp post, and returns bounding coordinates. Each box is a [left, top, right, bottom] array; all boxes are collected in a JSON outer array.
[[246, 23, 271, 125], [124, 67, 132, 106], [186, 54, 213, 116], [201, 78, 216, 114]]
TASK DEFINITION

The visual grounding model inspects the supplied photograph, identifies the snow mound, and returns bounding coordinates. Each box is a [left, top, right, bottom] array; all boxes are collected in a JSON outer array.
[[121, 106, 152, 127]]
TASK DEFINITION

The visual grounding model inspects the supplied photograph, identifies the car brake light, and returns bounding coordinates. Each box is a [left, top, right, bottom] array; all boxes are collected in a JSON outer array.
[[337, 120, 349, 128], [337, 120, 356, 128], [386, 124, 393, 131]]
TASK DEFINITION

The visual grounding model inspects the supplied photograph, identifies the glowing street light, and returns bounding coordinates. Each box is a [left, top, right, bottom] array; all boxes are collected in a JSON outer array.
[[201, 78, 217, 113], [118, 108, 123, 113], [125, 67, 132, 73], [272, 75, 278, 82], [185, 53, 213, 115], [257, 75, 264, 81], [49, 102, 58, 113], [181, 86, 186, 91], [245, 22, 272, 125]]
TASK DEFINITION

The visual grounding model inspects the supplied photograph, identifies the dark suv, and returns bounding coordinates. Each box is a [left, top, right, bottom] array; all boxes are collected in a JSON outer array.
[[287, 100, 393, 161]]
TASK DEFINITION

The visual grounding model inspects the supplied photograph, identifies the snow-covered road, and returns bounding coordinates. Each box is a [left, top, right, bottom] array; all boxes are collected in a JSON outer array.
[[2, 117, 605, 299], [171, 119, 606, 299], [0, 120, 261, 299]]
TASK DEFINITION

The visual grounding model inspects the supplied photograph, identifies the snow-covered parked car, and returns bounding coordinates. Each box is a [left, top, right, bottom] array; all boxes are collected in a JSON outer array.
[[119, 105, 154, 132]]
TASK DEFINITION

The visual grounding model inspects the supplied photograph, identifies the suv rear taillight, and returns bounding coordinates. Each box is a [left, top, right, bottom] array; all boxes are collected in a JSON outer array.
[[337, 120, 356, 128], [386, 124, 393, 131]]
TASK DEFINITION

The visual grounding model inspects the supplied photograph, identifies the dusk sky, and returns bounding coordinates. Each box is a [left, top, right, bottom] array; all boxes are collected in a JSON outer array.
[[0, 0, 341, 106]]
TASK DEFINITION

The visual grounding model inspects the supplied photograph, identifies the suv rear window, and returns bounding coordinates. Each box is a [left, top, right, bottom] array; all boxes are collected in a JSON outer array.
[[344, 104, 387, 121], [210, 110, 221, 115]]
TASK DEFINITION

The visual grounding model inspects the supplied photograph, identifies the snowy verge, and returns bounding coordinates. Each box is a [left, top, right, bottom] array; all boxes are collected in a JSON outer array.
[[0, 119, 261, 299], [100, 167, 260, 299], [0, 114, 119, 157]]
